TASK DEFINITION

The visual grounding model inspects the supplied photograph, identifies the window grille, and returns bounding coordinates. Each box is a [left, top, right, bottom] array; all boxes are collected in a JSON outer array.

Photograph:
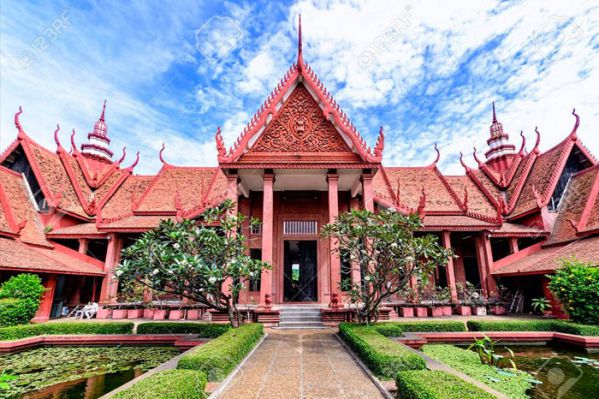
[[283, 220, 318, 235]]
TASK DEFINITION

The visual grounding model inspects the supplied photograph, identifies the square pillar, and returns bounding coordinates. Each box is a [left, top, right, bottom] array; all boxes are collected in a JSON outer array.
[[260, 172, 274, 307], [32, 275, 57, 322], [78, 238, 89, 254], [475, 235, 497, 297], [361, 172, 374, 212], [349, 195, 361, 288], [99, 234, 123, 303], [327, 172, 341, 304], [509, 237, 519, 254], [441, 231, 459, 303]]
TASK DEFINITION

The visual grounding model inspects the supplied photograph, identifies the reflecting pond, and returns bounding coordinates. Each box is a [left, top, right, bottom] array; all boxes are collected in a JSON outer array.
[[0, 346, 179, 399], [497, 346, 599, 399]]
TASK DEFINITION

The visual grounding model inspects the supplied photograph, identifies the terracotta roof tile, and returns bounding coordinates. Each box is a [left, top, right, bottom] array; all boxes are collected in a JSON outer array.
[[101, 175, 153, 221], [489, 222, 547, 236], [445, 175, 496, 217], [48, 223, 104, 237], [493, 235, 599, 275], [99, 215, 174, 231], [421, 215, 496, 229], [0, 237, 104, 276]]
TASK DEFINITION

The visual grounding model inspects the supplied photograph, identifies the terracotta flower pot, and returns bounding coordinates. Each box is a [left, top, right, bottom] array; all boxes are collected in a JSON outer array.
[[472, 306, 487, 316], [415, 307, 428, 317], [112, 309, 128, 319], [400, 307, 414, 318], [127, 309, 143, 319], [428, 307, 444, 317], [455, 305, 471, 316], [489, 305, 505, 315], [186, 309, 201, 320], [143, 308, 155, 319], [153, 309, 168, 320], [169, 310, 185, 320], [96, 307, 112, 319], [441, 305, 453, 316]]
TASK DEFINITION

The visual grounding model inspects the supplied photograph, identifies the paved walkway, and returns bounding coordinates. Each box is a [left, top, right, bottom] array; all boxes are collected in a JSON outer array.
[[218, 329, 385, 399]]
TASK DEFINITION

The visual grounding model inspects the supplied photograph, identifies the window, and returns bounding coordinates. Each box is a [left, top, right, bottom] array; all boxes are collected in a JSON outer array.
[[249, 249, 262, 291], [548, 148, 592, 211], [250, 223, 262, 235], [340, 249, 352, 290], [283, 220, 318, 235]]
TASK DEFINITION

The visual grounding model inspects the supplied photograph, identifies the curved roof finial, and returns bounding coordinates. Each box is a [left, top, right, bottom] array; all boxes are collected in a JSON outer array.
[[14, 106, 23, 132], [433, 142, 440, 164], [533, 126, 541, 154], [125, 151, 140, 171], [117, 147, 127, 164], [215, 127, 226, 158], [54, 124, 63, 152], [473, 147, 483, 168], [518, 130, 526, 155], [159, 143, 168, 165], [492, 101, 497, 123], [570, 108, 579, 140], [374, 126, 384, 158], [297, 14, 303, 69], [70, 129, 78, 154], [100, 99, 107, 122]]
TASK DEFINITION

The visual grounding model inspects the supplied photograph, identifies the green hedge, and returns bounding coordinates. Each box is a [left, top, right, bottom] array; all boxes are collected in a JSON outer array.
[[422, 344, 532, 399], [113, 369, 207, 399], [396, 370, 496, 399], [177, 323, 263, 381], [137, 322, 229, 338], [0, 322, 134, 341], [0, 298, 38, 328], [338, 323, 425, 379], [374, 321, 466, 337], [466, 320, 599, 336]]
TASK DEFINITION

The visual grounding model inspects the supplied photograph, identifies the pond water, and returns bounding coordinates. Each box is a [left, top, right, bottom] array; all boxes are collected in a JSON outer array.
[[497, 345, 599, 399], [0, 346, 179, 399]]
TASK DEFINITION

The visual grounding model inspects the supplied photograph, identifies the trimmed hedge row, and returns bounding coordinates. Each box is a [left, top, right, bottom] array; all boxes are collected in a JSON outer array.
[[177, 323, 263, 381], [374, 321, 466, 337], [137, 322, 229, 338], [339, 323, 425, 379], [113, 369, 207, 399], [466, 320, 599, 336], [396, 370, 496, 399], [0, 322, 134, 341]]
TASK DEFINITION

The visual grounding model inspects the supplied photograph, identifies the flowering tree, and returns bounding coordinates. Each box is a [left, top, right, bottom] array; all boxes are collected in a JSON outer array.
[[116, 200, 269, 327], [322, 209, 452, 324]]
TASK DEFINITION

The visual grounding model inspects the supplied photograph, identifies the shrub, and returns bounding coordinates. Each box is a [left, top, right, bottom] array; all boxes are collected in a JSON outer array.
[[374, 321, 466, 337], [466, 320, 599, 336], [0, 274, 45, 303], [177, 323, 263, 381], [0, 299, 38, 327], [137, 322, 229, 338], [0, 321, 133, 340], [548, 259, 599, 324], [113, 369, 207, 399], [339, 323, 425, 379], [396, 370, 496, 399], [422, 344, 532, 399]]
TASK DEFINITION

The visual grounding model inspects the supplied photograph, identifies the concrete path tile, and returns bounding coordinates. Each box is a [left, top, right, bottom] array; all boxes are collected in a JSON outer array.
[[218, 329, 384, 399]]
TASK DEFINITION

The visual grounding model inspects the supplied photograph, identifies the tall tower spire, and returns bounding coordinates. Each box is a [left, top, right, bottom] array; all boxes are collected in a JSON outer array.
[[81, 100, 114, 160], [484, 102, 516, 170], [297, 14, 303, 69]]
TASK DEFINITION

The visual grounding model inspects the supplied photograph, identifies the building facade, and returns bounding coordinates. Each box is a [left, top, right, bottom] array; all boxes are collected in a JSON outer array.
[[1, 25, 598, 321]]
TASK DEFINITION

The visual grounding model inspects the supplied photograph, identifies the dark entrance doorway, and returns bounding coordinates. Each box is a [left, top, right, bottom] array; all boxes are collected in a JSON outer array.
[[283, 240, 317, 302]]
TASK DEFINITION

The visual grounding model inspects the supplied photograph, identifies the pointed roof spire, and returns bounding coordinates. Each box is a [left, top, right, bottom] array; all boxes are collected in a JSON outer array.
[[297, 14, 303, 69], [100, 99, 106, 122], [492, 101, 497, 123]]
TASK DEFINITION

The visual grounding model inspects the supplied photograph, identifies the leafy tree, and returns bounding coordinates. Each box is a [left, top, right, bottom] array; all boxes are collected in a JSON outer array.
[[322, 209, 452, 324], [116, 200, 269, 327], [0, 274, 45, 327], [548, 258, 598, 324]]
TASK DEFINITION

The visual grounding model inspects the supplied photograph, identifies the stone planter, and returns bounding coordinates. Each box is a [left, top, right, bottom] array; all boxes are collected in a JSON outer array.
[[489, 305, 506, 315], [427, 307, 444, 317], [455, 305, 472, 316], [400, 307, 414, 318], [169, 310, 185, 320], [472, 306, 487, 316], [440, 305, 453, 316], [186, 309, 201, 320], [112, 309, 128, 319], [96, 307, 111, 319], [414, 307, 428, 317], [152, 309, 168, 320], [143, 308, 155, 319], [127, 309, 143, 319]]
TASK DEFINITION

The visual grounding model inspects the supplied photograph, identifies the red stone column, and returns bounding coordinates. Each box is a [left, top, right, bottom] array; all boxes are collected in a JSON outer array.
[[441, 231, 458, 303], [99, 234, 123, 303], [327, 172, 341, 305], [509, 237, 519, 254], [475, 235, 498, 297], [349, 195, 361, 289], [32, 275, 57, 322], [78, 238, 89, 254], [361, 172, 374, 212], [260, 173, 274, 307]]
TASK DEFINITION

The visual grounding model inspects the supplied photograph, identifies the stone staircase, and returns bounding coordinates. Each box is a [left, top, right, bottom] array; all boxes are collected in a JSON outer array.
[[277, 306, 326, 329]]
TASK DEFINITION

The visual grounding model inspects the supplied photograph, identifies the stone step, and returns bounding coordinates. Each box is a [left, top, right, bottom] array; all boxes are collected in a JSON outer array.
[[277, 321, 326, 329], [279, 309, 322, 314], [279, 316, 323, 322]]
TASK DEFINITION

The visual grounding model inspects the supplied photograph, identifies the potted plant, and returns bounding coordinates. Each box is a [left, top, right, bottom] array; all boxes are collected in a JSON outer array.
[[455, 282, 472, 316], [488, 285, 508, 315], [399, 288, 415, 317], [531, 297, 552, 317], [470, 290, 487, 316], [427, 286, 452, 317], [169, 303, 185, 320]]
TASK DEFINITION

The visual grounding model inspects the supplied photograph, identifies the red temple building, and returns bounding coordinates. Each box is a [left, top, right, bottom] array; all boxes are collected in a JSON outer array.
[[1, 23, 598, 323]]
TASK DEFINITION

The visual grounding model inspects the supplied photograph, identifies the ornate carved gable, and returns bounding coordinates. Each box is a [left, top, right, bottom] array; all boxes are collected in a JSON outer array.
[[247, 84, 352, 155]]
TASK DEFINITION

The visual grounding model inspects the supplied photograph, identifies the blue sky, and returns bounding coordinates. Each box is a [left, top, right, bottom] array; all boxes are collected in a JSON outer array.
[[1, 0, 598, 174]]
